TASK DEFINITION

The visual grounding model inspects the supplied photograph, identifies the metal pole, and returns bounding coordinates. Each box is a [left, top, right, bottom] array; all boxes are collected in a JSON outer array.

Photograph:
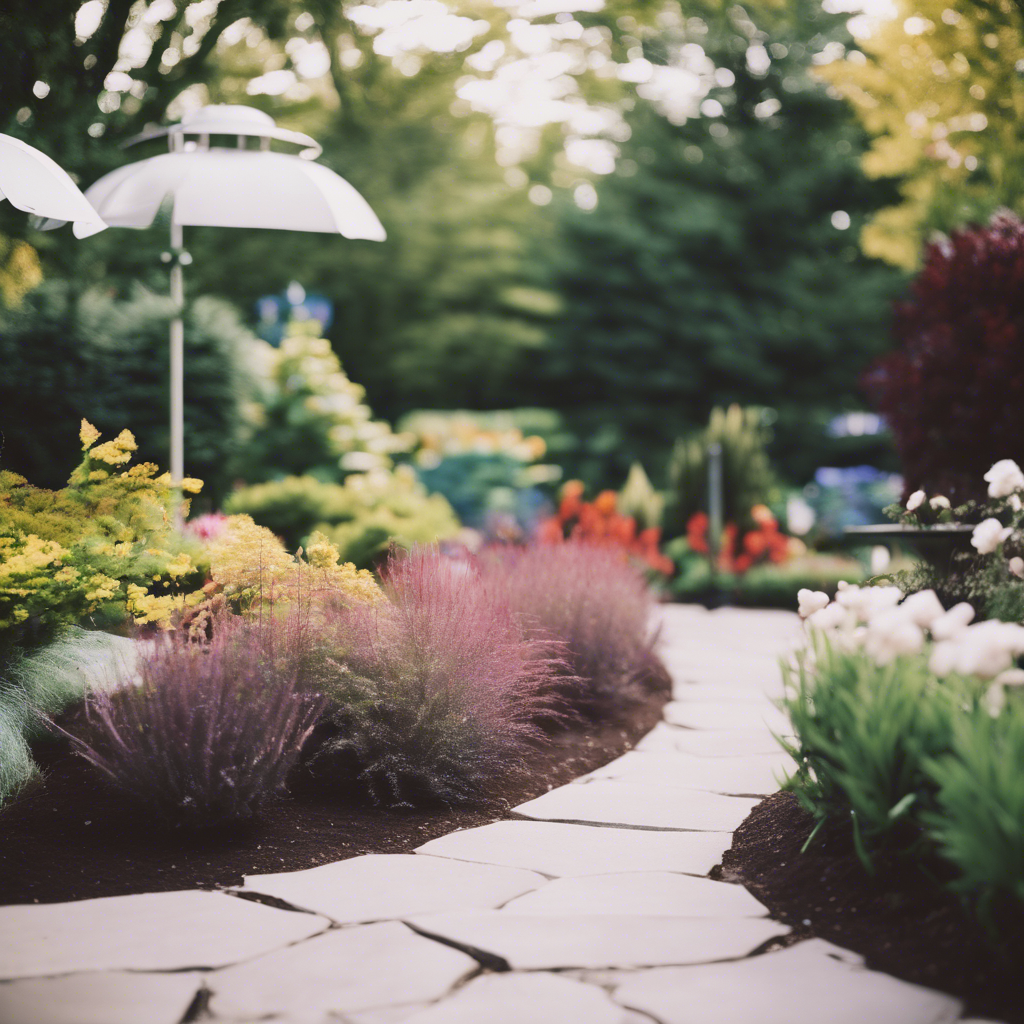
[[169, 219, 184, 487], [708, 441, 723, 568]]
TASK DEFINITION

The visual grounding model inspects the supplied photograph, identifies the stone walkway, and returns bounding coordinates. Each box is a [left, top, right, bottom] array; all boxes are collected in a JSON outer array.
[[0, 605, 998, 1024]]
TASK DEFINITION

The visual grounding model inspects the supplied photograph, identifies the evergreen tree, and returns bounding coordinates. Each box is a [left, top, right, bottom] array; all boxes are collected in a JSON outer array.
[[542, 0, 905, 488]]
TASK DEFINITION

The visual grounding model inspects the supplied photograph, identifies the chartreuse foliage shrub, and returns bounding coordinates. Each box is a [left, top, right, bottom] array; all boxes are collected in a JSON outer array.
[[232, 331, 412, 485], [303, 547, 571, 809], [63, 615, 322, 828], [223, 469, 460, 570], [1, 421, 207, 637], [479, 542, 657, 718]]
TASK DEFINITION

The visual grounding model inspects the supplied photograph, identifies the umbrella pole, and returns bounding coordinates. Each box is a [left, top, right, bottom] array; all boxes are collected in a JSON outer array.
[[169, 220, 184, 488]]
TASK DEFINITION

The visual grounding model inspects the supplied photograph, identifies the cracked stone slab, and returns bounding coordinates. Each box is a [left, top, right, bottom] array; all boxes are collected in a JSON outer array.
[[345, 1007, 431, 1024], [582, 750, 795, 795], [500, 872, 768, 918], [0, 890, 327, 979], [241, 854, 545, 923], [407, 911, 788, 969], [635, 723, 785, 758], [207, 920, 476, 1021], [663, 701, 791, 735], [400, 972, 628, 1024], [613, 938, 962, 1024], [514, 779, 758, 831], [416, 820, 732, 877], [0, 971, 202, 1024]]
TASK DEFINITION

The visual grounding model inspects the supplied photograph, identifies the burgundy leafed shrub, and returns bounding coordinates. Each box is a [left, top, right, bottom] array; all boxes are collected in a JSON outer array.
[[479, 541, 658, 718], [863, 211, 1024, 503], [304, 547, 572, 809], [62, 614, 321, 828]]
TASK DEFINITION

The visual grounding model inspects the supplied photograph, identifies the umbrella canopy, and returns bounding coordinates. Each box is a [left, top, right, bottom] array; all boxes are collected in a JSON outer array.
[[0, 133, 106, 237], [71, 148, 385, 239]]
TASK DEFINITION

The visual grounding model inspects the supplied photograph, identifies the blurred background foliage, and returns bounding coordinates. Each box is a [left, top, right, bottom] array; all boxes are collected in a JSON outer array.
[[2, 0, 1022, 556]]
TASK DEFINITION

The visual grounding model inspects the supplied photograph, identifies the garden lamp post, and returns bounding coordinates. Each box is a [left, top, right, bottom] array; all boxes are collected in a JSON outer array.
[[38, 105, 386, 487], [0, 133, 106, 236]]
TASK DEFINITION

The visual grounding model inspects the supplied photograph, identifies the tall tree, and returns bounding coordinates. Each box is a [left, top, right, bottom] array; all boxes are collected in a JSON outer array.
[[540, 0, 905, 487], [819, 0, 1024, 267]]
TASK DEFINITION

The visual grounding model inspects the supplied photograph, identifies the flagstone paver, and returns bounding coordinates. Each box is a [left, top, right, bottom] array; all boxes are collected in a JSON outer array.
[[206, 920, 477, 1021], [581, 749, 797, 795], [635, 721, 785, 757], [399, 972, 627, 1024], [415, 819, 733, 877], [0, 890, 328, 979], [2, 605, 987, 1023], [612, 937, 963, 1024], [240, 853, 545, 923], [406, 911, 789, 969], [514, 778, 759, 830], [0, 971, 202, 1024], [500, 871, 768, 918], [663, 699, 792, 734]]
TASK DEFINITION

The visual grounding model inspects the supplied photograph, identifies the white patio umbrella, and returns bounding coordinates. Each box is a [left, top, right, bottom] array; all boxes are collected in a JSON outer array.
[[0, 133, 106, 237], [39, 105, 385, 486]]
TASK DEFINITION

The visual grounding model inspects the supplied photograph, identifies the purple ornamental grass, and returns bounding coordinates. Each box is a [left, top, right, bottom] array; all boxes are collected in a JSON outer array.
[[62, 614, 321, 828], [479, 541, 659, 718], [305, 547, 573, 808]]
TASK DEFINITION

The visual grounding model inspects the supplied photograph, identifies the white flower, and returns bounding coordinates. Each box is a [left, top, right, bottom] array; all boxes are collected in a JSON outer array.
[[971, 518, 1012, 555], [984, 459, 1024, 498], [906, 490, 926, 512], [807, 603, 853, 633], [929, 495, 950, 510], [899, 589, 945, 628], [834, 584, 903, 622], [995, 668, 1024, 686], [1010, 494, 1022, 512], [930, 602, 975, 640], [935, 620, 1024, 679], [929, 640, 958, 677], [864, 616, 924, 665], [1010, 556, 1024, 579], [983, 682, 1006, 718], [797, 589, 830, 619]]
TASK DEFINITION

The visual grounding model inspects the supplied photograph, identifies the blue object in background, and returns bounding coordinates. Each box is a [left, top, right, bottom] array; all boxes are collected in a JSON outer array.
[[255, 282, 334, 346], [805, 465, 902, 538]]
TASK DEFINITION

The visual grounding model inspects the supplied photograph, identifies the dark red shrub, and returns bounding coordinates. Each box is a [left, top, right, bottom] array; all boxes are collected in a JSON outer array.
[[304, 547, 573, 809], [478, 541, 658, 718], [62, 614, 321, 828], [863, 211, 1024, 503]]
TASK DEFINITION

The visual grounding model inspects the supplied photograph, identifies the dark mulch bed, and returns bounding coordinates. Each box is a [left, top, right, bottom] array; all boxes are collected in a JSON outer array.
[[721, 791, 1024, 1023], [0, 666, 670, 906]]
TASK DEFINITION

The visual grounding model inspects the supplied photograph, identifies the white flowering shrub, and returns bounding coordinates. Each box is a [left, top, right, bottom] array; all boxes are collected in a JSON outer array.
[[785, 579, 1024, 922], [879, 459, 1024, 625]]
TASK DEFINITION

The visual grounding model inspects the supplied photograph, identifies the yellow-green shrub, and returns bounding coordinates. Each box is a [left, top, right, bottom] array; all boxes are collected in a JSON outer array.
[[0, 421, 206, 634]]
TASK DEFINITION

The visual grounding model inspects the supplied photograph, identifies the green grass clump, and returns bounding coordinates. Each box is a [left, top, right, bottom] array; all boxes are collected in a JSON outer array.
[[924, 700, 1024, 918], [781, 635, 976, 866]]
